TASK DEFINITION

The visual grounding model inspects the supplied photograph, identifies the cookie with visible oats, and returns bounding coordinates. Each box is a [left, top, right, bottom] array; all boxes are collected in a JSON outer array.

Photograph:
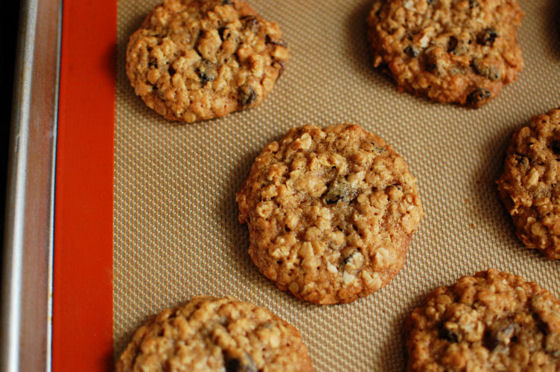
[[116, 296, 313, 372], [497, 108, 560, 260], [405, 269, 560, 371], [236, 124, 423, 304], [126, 0, 288, 123], [367, 0, 524, 107]]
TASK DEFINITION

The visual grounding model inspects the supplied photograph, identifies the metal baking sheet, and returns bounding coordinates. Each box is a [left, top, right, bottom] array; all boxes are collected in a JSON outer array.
[[1, 0, 60, 370], [3, 0, 560, 371]]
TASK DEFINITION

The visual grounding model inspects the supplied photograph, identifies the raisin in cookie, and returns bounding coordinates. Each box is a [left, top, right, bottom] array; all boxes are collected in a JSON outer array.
[[405, 269, 560, 371], [236, 124, 423, 304], [367, 0, 524, 107], [116, 296, 313, 372], [126, 0, 288, 123], [497, 108, 560, 260]]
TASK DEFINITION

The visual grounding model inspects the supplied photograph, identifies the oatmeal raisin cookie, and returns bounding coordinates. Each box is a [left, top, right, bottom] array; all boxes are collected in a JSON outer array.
[[367, 0, 524, 107], [236, 124, 423, 304], [126, 0, 288, 122], [116, 296, 313, 371], [405, 269, 560, 371]]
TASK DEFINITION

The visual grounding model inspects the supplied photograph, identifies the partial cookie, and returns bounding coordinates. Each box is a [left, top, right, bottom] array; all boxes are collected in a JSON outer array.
[[126, 0, 288, 123], [497, 108, 560, 260], [236, 124, 423, 304], [116, 296, 313, 372], [405, 269, 560, 371], [367, 0, 524, 107]]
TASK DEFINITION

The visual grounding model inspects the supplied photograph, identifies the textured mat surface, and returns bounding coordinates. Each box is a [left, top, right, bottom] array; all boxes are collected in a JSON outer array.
[[114, 1, 560, 370]]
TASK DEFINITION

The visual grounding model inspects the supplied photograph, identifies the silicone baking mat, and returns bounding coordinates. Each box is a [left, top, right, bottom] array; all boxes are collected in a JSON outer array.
[[110, 0, 560, 370]]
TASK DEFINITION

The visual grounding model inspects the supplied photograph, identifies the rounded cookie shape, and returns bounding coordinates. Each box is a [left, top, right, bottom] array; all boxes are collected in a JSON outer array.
[[126, 0, 289, 123], [405, 269, 560, 371], [497, 108, 560, 260], [236, 124, 423, 304], [116, 296, 313, 372], [367, 0, 524, 107]]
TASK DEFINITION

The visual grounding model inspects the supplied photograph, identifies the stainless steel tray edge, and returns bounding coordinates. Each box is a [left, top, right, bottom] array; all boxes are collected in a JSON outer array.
[[1, 0, 62, 370]]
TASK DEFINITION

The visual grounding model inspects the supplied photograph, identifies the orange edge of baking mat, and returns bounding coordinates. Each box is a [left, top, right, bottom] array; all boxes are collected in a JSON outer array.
[[52, 0, 116, 370]]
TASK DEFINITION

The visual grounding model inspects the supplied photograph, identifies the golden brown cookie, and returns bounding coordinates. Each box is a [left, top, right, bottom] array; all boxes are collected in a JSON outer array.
[[126, 0, 288, 123], [497, 108, 560, 260], [116, 296, 313, 372], [236, 124, 423, 304], [367, 0, 524, 107], [405, 269, 560, 371]]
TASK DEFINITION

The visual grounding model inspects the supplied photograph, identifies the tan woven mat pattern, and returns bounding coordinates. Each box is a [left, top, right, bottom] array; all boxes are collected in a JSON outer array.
[[114, 0, 560, 370]]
